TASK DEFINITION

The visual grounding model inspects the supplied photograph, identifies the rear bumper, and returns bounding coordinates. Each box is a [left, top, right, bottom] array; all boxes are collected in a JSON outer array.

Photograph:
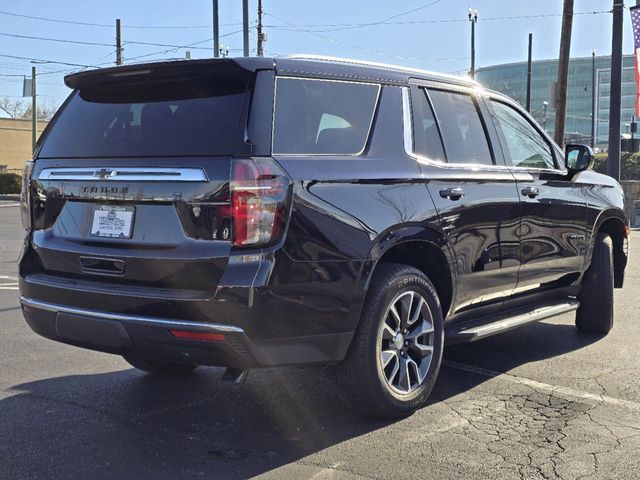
[[20, 296, 353, 368]]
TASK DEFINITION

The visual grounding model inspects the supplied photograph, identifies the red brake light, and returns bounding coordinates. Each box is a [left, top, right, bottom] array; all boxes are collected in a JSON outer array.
[[231, 158, 290, 247], [170, 330, 226, 342]]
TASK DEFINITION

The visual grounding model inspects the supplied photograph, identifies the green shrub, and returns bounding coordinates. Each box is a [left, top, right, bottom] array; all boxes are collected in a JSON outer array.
[[0, 173, 22, 194], [590, 153, 640, 180]]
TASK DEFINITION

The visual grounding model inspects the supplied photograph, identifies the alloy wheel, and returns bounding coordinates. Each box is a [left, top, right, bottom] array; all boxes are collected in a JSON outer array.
[[378, 290, 435, 395]]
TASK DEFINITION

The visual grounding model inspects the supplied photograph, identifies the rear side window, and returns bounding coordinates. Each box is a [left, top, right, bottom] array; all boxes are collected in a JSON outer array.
[[273, 78, 380, 155], [412, 88, 445, 162], [39, 77, 250, 158], [490, 100, 555, 170], [427, 89, 493, 165]]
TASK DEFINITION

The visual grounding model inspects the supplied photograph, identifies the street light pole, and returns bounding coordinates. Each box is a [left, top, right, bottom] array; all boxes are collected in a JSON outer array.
[[468, 8, 478, 79], [591, 49, 596, 147]]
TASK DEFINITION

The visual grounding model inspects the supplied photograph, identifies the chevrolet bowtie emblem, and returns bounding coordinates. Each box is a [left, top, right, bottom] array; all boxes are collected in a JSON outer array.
[[93, 169, 116, 180]]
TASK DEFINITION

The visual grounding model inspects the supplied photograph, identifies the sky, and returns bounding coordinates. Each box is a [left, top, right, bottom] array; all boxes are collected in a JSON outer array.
[[0, 0, 637, 108]]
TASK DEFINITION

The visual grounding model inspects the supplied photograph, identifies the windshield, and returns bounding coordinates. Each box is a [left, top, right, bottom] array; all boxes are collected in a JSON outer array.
[[38, 77, 251, 158]]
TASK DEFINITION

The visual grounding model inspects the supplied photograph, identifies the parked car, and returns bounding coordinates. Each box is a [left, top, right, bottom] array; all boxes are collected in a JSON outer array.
[[19, 55, 629, 417]]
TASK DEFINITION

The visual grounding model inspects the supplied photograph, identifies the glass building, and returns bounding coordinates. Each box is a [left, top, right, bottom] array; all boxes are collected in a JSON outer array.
[[476, 55, 637, 146]]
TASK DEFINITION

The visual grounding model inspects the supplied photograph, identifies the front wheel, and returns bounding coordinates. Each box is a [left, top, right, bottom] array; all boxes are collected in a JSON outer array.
[[336, 263, 444, 417], [576, 233, 614, 334]]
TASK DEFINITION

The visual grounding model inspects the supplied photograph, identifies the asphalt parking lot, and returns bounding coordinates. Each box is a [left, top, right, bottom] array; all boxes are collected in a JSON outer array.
[[1, 201, 639, 480]]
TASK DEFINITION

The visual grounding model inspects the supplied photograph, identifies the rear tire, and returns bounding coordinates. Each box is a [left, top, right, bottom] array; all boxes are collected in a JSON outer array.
[[122, 354, 198, 375], [576, 233, 614, 334], [336, 263, 444, 418]]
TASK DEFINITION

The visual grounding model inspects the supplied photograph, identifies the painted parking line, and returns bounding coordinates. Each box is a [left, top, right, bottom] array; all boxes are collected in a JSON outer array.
[[0, 203, 20, 208], [0, 276, 18, 290], [444, 360, 640, 412]]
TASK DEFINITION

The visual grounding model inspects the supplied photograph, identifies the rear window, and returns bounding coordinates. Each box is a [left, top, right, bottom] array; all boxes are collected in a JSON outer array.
[[38, 77, 251, 158], [273, 77, 380, 155]]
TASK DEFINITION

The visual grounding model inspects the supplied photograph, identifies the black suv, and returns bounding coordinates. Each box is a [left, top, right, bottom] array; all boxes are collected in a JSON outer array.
[[19, 55, 629, 417]]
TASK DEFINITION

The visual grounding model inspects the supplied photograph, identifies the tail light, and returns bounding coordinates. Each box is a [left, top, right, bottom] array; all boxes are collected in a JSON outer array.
[[230, 158, 290, 247], [20, 160, 34, 230]]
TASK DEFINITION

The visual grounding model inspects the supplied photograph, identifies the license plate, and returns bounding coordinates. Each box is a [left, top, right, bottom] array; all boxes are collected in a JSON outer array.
[[90, 205, 135, 239]]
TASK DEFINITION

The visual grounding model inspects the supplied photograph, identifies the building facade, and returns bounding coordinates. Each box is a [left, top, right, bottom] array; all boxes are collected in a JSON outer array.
[[0, 118, 47, 173], [476, 55, 637, 146]]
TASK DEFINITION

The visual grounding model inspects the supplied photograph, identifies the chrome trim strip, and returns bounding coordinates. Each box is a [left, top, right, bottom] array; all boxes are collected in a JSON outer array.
[[37, 167, 208, 182], [401, 87, 413, 157], [271, 76, 381, 157], [20, 296, 245, 334]]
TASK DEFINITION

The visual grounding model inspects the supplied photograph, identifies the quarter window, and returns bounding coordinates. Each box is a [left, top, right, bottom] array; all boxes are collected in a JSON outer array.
[[273, 78, 379, 155], [427, 89, 493, 165], [490, 100, 555, 169]]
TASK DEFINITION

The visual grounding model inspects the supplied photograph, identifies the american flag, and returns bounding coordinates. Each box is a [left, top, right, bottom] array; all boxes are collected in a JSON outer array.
[[631, 6, 640, 115]]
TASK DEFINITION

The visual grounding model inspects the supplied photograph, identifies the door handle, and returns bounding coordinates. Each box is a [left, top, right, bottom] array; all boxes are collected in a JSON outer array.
[[439, 187, 465, 200], [521, 186, 539, 198]]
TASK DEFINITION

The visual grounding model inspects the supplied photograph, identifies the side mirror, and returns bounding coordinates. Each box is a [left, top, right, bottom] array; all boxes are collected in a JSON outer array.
[[565, 144, 594, 173]]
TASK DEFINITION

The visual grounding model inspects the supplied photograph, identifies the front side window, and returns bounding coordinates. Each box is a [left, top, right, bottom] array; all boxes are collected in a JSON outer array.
[[273, 78, 379, 155], [427, 89, 493, 165], [490, 100, 555, 169]]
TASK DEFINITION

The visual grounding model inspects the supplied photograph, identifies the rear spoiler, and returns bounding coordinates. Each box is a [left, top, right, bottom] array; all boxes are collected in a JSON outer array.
[[64, 57, 275, 89]]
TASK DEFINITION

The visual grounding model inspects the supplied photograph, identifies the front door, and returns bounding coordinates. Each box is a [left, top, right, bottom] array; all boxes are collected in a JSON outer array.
[[486, 98, 589, 293]]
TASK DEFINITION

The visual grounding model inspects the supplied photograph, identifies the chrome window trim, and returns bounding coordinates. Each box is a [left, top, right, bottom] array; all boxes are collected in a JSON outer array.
[[402, 86, 569, 175], [271, 76, 382, 157], [37, 167, 209, 182], [20, 296, 245, 334]]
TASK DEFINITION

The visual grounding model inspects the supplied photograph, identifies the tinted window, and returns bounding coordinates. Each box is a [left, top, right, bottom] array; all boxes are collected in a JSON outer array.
[[490, 101, 555, 169], [273, 78, 379, 155], [412, 88, 445, 162], [39, 78, 250, 158], [427, 89, 493, 165]]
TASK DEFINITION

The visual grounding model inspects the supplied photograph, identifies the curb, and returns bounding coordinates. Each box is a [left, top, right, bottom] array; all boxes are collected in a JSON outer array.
[[0, 195, 20, 201]]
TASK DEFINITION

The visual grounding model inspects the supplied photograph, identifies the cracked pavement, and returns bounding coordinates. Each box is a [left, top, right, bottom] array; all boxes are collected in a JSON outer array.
[[1, 204, 639, 479]]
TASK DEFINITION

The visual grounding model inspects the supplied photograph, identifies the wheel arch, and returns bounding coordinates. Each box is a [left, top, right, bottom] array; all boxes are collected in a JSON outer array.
[[592, 211, 629, 288], [364, 225, 456, 319]]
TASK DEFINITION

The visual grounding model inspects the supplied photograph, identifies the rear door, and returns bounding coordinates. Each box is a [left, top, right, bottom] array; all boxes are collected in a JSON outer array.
[[408, 84, 521, 315], [485, 97, 589, 292]]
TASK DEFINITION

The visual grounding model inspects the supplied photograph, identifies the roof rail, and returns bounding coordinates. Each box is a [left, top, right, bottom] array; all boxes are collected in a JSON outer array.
[[278, 54, 478, 86]]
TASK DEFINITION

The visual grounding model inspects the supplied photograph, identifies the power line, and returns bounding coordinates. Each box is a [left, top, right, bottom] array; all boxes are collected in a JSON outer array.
[[0, 54, 96, 69], [264, 10, 610, 33], [263, 12, 450, 65], [123, 28, 246, 63], [0, 31, 114, 47], [0, 9, 240, 30]]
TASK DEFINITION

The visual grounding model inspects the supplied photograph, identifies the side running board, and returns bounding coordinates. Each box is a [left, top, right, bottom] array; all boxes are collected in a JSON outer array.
[[446, 299, 580, 344]]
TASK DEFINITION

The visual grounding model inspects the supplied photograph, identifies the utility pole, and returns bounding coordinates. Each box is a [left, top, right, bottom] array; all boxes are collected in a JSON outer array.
[[116, 19, 122, 65], [608, 0, 624, 181], [257, 0, 265, 56], [468, 8, 478, 79], [554, 0, 573, 146], [526, 33, 533, 112], [243, 0, 250, 57], [213, 0, 219, 58], [31, 66, 36, 154], [591, 49, 596, 148]]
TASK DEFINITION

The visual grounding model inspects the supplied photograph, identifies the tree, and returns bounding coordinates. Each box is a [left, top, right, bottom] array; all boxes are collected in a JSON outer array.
[[0, 96, 57, 121]]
